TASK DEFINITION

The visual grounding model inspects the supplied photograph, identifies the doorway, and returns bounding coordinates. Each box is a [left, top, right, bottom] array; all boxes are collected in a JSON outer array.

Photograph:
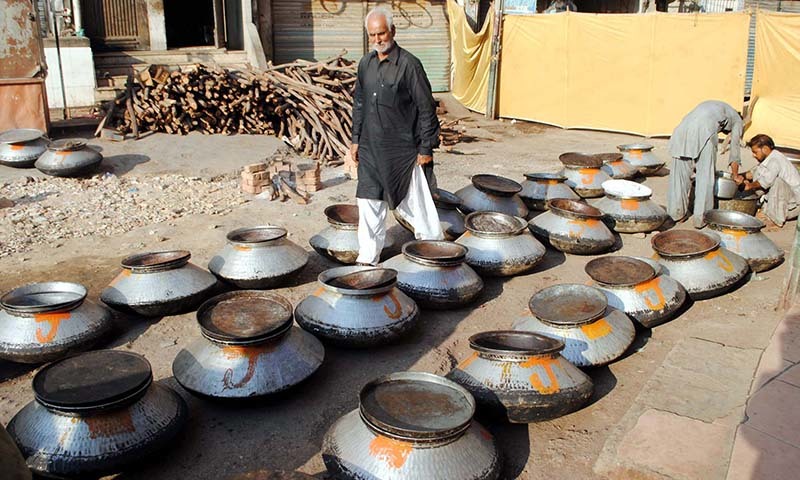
[[164, 0, 216, 48]]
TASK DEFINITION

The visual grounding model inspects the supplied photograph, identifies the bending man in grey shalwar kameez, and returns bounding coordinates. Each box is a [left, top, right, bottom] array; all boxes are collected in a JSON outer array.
[[667, 100, 743, 228]]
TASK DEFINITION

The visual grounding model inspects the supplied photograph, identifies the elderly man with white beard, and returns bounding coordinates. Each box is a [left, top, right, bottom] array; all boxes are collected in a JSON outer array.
[[349, 6, 444, 266]]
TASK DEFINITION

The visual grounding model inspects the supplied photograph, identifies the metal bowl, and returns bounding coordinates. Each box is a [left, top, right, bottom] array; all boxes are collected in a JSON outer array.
[[652, 230, 719, 258], [715, 171, 739, 199], [528, 284, 608, 327]]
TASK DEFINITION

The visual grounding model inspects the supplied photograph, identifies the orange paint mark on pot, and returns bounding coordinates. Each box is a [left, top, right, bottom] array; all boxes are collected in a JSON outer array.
[[233, 245, 252, 252], [84, 409, 136, 439], [620, 199, 640, 211], [312, 287, 325, 297], [578, 169, 599, 185], [9, 144, 24, 151], [461, 231, 472, 238], [722, 229, 747, 250], [109, 269, 132, 286], [567, 218, 599, 238], [634, 277, 666, 311], [373, 291, 402, 319], [705, 249, 734, 273], [629, 150, 643, 159], [520, 356, 561, 394], [457, 352, 479, 369], [221, 345, 268, 390], [581, 319, 612, 340], [545, 179, 558, 185], [34, 312, 71, 343], [369, 435, 413, 469]]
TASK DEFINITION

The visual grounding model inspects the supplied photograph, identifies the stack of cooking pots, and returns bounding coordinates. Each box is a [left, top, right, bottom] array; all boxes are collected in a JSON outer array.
[[209, 226, 309, 288], [455, 211, 545, 276], [295, 266, 419, 347], [35, 138, 103, 177], [599, 153, 638, 180], [172, 291, 323, 398], [447, 331, 593, 423], [395, 189, 467, 241], [455, 174, 529, 218], [617, 143, 665, 176], [595, 179, 668, 233], [322, 372, 502, 480], [310, 204, 397, 264], [528, 198, 616, 255], [585, 256, 687, 328], [0, 282, 114, 364], [0, 129, 47, 168], [559, 152, 611, 198], [101, 250, 218, 317], [703, 209, 784, 272], [7, 350, 188, 478], [651, 230, 749, 300], [519, 173, 579, 211], [512, 284, 636, 367], [384, 241, 484, 309]]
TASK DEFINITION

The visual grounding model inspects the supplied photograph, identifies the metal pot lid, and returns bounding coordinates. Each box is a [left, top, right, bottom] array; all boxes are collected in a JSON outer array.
[[403, 240, 467, 267], [559, 152, 604, 169], [469, 330, 564, 356], [529, 284, 608, 327], [704, 209, 765, 231], [33, 350, 153, 413], [617, 143, 654, 152], [652, 230, 720, 257], [597, 153, 624, 164], [0, 128, 44, 144], [601, 179, 652, 199], [1, 281, 87, 314], [326, 268, 397, 290], [464, 211, 527, 236], [359, 371, 475, 441], [471, 174, 522, 196], [47, 138, 87, 151], [198, 290, 293, 345], [585, 256, 656, 287], [121, 250, 192, 272], [433, 188, 462, 210], [547, 198, 604, 219], [227, 226, 288, 243], [324, 204, 359, 227], [523, 172, 567, 182]]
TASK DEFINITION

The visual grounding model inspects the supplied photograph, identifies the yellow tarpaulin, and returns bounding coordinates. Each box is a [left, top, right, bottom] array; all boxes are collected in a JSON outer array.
[[746, 12, 800, 150], [497, 12, 750, 137], [447, 0, 494, 114]]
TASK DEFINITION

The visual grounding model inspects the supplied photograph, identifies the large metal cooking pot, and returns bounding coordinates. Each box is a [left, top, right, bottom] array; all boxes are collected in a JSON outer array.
[[172, 291, 323, 398], [0, 129, 47, 168], [7, 350, 188, 478], [310, 204, 397, 264], [703, 209, 784, 272], [322, 372, 501, 480], [383, 241, 484, 309], [595, 179, 668, 233], [617, 143, 665, 176], [599, 153, 638, 180], [447, 331, 593, 423], [101, 250, 218, 317], [519, 172, 579, 211], [559, 152, 612, 198], [35, 138, 103, 177], [651, 230, 750, 300], [294, 266, 419, 347], [585, 256, 687, 328], [455, 174, 529, 217], [0, 282, 114, 364], [512, 284, 636, 367], [455, 211, 545, 277], [209, 226, 308, 289], [714, 171, 739, 200], [528, 198, 616, 255], [395, 188, 466, 241]]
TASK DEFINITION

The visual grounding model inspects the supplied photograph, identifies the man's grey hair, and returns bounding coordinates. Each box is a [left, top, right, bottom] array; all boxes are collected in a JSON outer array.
[[365, 6, 394, 30]]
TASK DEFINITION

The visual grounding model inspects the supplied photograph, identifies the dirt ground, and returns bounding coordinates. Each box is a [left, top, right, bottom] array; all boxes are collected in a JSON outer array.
[[0, 98, 792, 479]]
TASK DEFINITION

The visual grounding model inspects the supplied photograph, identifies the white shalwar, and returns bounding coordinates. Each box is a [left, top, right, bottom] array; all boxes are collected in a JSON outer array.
[[753, 149, 800, 226], [356, 165, 444, 265]]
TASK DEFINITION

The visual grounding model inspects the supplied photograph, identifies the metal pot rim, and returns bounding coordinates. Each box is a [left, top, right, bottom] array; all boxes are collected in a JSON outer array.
[[1, 281, 87, 314], [197, 290, 294, 345], [651, 230, 720, 258], [529, 284, 608, 327], [324, 204, 359, 229], [585, 256, 656, 287], [464, 211, 528, 237], [433, 189, 462, 210], [617, 143, 654, 152], [318, 266, 397, 295], [47, 138, 88, 152], [704, 209, 765, 232], [523, 172, 567, 182], [121, 250, 192, 272], [402, 240, 468, 267], [471, 174, 522, 197], [226, 225, 288, 244], [468, 330, 564, 356], [0, 128, 45, 144], [547, 198, 604, 219], [602, 179, 653, 200]]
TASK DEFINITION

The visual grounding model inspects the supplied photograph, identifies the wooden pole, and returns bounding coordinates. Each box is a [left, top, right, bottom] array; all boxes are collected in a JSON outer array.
[[485, 0, 505, 120]]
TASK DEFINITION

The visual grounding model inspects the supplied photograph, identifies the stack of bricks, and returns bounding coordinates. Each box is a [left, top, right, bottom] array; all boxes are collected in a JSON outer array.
[[296, 163, 323, 194], [240, 163, 270, 194]]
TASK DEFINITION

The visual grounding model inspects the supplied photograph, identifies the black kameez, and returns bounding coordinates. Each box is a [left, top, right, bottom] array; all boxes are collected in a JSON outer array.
[[352, 44, 440, 209]]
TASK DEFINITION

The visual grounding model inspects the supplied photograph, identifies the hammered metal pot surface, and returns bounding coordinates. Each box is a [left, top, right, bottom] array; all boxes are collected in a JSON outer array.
[[519, 173, 579, 211], [35, 139, 103, 177], [383, 241, 484, 310], [600, 157, 639, 180], [7, 384, 187, 478], [101, 251, 218, 317], [447, 331, 593, 423], [562, 166, 611, 198], [295, 267, 419, 347], [209, 226, 309, 289], [595, 180, 667, 233], [0, 282, 114, 364], [310, 205, 397, 264], [617, 143, 665, 176], [454, 184, 529, 218], [322, 410, 501, 480], [455, 212, 545, 277], [651, 230, 750, 300], [528, 199, 615, 255], [0, 135, 47, 168], [703, 209, 784, 272]]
